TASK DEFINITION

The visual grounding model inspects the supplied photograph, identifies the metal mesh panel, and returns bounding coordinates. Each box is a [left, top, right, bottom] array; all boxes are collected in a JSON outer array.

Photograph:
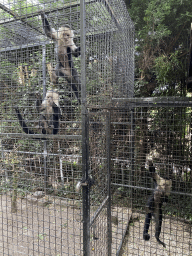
[[0, 1, 82, 255], [85, 0, 134, 105], [111, 99, 192, 255], [0, 0, 135, 255]]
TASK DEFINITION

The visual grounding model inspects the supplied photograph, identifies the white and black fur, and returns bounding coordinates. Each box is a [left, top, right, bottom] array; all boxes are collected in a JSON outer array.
[[143, 162, 172, 247], [41, 13, 81, 103], [15, 90, 61, 136]]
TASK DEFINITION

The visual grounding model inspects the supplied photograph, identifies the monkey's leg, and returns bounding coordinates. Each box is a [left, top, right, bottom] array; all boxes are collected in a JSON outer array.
[[36, 93, 42, 112], [154, 207, 166, 247], [143, 212, 152, 241], [73, 46, 81, 57]]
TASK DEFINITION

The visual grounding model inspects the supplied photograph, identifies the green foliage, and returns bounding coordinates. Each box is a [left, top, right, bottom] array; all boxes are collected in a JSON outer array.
[[128, 0, 192, 94], [155, 51, 184, 85], [143, 0, 172, 41], [0, 60, 17, 81], [86, 2, 112, 31], [0, 48, 44, 136]]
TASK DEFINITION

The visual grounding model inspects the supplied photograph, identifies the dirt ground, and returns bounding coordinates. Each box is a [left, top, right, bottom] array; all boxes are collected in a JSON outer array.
[[0, 194, 131, 256], [0, 194, 191, 256], [0, 194, 82, 256], [121, 212, 192, 256]]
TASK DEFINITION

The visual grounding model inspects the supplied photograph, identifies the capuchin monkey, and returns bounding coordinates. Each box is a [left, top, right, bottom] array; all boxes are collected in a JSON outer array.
[[41, 13, 81, 103], [143, 162, 172, 247], [15, 90, 61, 136]]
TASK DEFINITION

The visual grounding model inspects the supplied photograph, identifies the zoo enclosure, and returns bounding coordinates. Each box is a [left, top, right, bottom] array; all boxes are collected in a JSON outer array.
[[0, 0, 192, 255]]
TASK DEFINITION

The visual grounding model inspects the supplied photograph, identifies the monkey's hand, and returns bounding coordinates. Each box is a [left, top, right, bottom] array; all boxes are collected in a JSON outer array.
[[40, 12, 47, 20], [73, 47, 81, 57], [15, 106, 19, 112], [143, 233, 150, 241], [149, 164, 155, 174]]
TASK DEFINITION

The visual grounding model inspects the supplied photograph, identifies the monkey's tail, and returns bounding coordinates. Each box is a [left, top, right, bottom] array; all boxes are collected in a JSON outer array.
[[15, 107, 35, 135], [156, 238, 166, 248]]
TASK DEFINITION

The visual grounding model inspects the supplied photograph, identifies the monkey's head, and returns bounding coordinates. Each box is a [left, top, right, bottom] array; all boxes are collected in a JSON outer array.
[[58, 26, 77, 51], [41, 90, 59, 108]]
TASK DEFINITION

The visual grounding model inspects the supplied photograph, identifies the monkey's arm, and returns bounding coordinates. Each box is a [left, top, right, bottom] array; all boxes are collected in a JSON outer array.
[[52, 103, 61, 118], [66, 46, 80, 67], [66, 47, 73, 70], [36, 93, 42, 112], [41, 13, 57, 40], [148, 161, 160, 185]]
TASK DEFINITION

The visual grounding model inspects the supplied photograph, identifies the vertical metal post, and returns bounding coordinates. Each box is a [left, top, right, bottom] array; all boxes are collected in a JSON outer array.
[[42, 44, 47, 99], [130, 108, 135, 208], [80, 0, 90, 255], [106, 110, 112, 256], [42, 44, 48, 194]]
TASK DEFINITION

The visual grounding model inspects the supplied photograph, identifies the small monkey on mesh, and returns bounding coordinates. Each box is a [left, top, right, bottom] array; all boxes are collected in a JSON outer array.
[[41, 13, 81, 103], [15, 90, 61, 136], [143, 162, 172, 247]]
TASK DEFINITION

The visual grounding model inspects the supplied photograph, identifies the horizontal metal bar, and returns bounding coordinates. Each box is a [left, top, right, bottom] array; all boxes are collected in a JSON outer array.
[[0, 40, 51, 53], [112, 183, 192, 197], [0, 0, 97, 25], [1, 149, 81, 159], [0, 133, 82, 140], [0, 148, 128, 163], [112, 97, 192, 107], [90, 196, 109, 227]]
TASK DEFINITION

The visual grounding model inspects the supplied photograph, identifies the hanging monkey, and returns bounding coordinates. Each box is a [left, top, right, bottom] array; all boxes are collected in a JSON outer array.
[[15, 90, 61, 136], [41, 13, 81, 103], [143, 162, 172, 247]]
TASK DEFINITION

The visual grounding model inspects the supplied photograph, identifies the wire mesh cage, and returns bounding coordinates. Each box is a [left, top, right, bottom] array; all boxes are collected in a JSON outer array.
[[2, 1, 192, 256]]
